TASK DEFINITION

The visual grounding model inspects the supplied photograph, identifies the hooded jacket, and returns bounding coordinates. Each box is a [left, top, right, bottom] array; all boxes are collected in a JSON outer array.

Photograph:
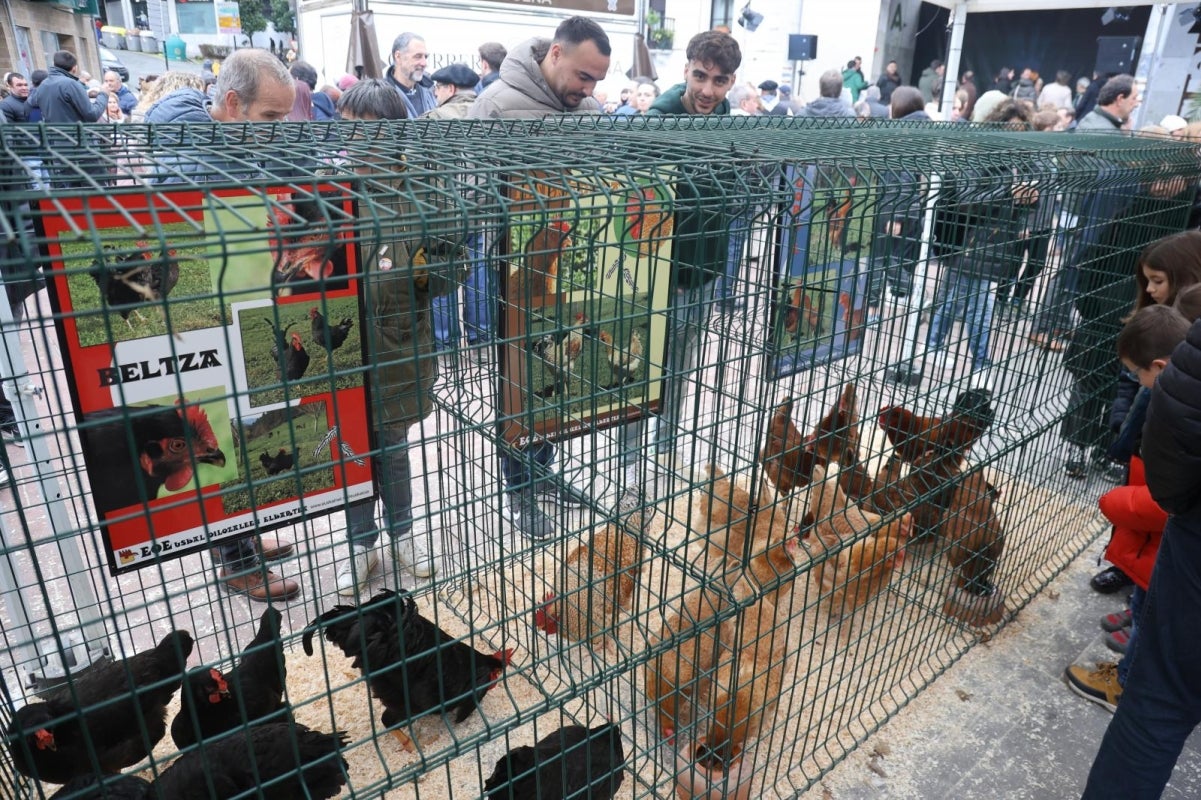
[[468, 37, 601, 119], [797, 96, 855, 118], [1144, 317, 1201, 517], [29, 67, 107, 123], [1101, 457, 1165, 591]]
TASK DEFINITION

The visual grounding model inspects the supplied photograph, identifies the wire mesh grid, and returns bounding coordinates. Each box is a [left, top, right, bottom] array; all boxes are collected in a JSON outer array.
[[0, 116, 1196, 799]]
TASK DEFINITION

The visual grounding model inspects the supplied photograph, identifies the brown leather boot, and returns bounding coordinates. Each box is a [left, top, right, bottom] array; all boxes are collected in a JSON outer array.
[[221, 568, 300, 602], [255, 535, 295, 561]]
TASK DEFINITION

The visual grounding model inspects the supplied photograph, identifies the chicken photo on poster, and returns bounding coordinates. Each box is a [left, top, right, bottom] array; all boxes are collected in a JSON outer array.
[[79, 387, 238, 518], [57, 222, 220, 348], [220, 401, 337, 515], [501, 173, 674, 446], [231, 296, 362, 410], [205, 190, 353, 320], [773, 163, 873, 377]]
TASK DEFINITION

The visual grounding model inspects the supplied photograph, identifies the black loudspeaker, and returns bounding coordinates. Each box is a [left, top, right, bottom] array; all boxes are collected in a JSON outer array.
[[1095, 36, 1141, 75], [788, 34, 817, 61]]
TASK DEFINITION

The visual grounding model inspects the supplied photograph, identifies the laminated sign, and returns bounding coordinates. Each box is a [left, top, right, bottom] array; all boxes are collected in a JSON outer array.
[[499, 170, 673, 447], [41, 187, 374, 574]]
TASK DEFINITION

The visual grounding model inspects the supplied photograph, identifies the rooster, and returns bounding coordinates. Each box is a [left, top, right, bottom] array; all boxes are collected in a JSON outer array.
[[269, 202, 337, 293], [878, 388, 994, 468], [302, 588, 511, 752], [534, 525, 643, 650], [266, 320, 311, 382], [483, 722, 626, 800], [81, 402, 227, 515], [596, 327, 645, 389], [88, 243, 183, 330], [309, 307, 354, 353], [171, 607, 288, 748], [7, 630, 193, 784], [802, 463, 911, 620], [759, 384, 873, 500], [531, 312, 591, 399]]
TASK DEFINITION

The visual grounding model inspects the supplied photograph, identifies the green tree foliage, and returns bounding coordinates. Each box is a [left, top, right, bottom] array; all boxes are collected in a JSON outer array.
[[270, 0, 295, 35], [239, 0, 267, 39]]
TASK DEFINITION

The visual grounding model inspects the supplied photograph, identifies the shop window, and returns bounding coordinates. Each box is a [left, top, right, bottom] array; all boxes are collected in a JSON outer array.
[[177, 0, 217, 34]]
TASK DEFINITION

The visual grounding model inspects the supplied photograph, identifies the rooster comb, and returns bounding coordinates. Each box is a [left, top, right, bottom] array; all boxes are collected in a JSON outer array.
[[176, 400, 217, 442]]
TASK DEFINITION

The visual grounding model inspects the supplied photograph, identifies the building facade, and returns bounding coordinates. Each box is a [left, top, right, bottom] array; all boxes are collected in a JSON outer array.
[[2, 0, 103, 79]]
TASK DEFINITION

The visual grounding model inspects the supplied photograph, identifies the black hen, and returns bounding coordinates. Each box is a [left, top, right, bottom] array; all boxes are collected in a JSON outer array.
[[155, 722, 348, 799], [81, 402, 227, 515], [171, 607, 288, 748], [301, 588, 511, 752], [88, 244, 182, 330], [484, 723, 626, 800], [310, 307, 354, 352], [6, 630, 193, 784], [49, 774, 152, 799], [266, 319, 311, 383]]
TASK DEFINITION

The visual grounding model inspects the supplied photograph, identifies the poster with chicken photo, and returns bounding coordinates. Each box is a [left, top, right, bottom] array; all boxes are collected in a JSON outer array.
[[499, 171, 674, 446], [40, 189, 374, 574], [771, 163, 873, 378]]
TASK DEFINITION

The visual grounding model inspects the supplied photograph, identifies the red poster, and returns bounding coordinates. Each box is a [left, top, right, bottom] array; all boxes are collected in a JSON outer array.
[[41, 186, 374, 574]]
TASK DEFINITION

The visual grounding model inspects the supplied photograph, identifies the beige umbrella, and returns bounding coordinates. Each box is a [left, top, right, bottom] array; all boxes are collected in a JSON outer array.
[[626, 33, 658, 82], [347, 8, 383, 80]]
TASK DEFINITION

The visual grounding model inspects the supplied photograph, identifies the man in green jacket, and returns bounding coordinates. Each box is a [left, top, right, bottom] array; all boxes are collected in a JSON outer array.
[[842, 57, 869, 103], [616, 30, 742, 521]]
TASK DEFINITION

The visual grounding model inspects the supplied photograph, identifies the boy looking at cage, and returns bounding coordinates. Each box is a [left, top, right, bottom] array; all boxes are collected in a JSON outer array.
[[1065, 303, 1191, 716], [333, 78, 459, 594], [1081, 293, 1201, 796]]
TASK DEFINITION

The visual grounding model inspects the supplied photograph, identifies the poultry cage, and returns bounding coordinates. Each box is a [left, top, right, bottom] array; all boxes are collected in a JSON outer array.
[[0, 116, 1196, 799]]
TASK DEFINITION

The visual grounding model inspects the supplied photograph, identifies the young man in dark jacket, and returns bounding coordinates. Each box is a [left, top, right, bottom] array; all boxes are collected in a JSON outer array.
[[0, 73, 30, 123], [1082, 313, 1201, 797], [28, 51, 107, 123]]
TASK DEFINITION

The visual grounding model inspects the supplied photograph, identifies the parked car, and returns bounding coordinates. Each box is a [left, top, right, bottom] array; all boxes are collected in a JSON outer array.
[[99, 46, 130, 82]]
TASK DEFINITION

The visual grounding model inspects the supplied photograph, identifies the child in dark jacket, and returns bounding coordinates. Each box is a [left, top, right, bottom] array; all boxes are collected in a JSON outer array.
[[1080, 303, 1201, 798]]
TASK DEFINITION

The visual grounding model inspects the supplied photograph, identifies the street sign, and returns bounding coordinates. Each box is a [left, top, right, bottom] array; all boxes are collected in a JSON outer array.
[[217, 1, 242, 35]]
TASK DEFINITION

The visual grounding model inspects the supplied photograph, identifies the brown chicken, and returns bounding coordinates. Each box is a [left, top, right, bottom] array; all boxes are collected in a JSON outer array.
[[802, 464, 911, 620], [692, 594, 788, 769], [877, 388, 994, 467], [534, 525, 644, 648], [759, 384, 873, 500], [645, 586, 739, 744], [938, 467, 1008, 626], [866, 450, 961, 535], [596, 328, 645, 389], [531, 312, 591, 399], [694, 466, 799, 599]]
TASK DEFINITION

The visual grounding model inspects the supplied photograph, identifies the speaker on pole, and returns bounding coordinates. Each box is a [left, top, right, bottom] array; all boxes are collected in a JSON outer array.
[[788, 34, 818, 62], [1095, 36, 1141, 75]]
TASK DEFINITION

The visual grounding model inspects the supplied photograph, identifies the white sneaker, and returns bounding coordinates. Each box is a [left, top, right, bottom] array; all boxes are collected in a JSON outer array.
[[336, 544, 379, 596], [391, 535, 437, 579]]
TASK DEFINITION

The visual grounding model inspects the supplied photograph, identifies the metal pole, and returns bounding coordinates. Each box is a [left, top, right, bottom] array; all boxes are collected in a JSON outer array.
[[939, 1, 966, 121]]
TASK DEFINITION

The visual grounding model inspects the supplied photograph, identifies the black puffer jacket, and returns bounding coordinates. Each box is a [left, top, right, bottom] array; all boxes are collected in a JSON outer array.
[[1143, 317, 1201, 516]]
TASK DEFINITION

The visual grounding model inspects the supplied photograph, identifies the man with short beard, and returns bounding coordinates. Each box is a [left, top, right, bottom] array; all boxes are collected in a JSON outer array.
[[1, 73, 30, 123], [385, 32, 435, 118]]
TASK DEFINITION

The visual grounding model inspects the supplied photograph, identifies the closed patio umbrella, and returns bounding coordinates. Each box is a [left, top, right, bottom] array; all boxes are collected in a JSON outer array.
[[626, 33, 658, 82], [347, 8, 383, 80]]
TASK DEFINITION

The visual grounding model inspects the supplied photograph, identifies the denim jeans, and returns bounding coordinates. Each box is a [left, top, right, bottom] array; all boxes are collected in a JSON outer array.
[[717, 215, 750, 305], [1084, 516, 1201, 799], [925, 271, 995, 368], [499, 441, 555, 492], [620, 281, 717, 468], [213, 537, 258, 572], [1116, 585, 1144, 687], [346, 425, 413, 546], [432, 233, 494, 349]]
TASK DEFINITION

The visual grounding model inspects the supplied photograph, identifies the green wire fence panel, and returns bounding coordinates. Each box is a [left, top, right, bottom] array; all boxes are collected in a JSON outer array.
[[0, 117, 1196, 799]]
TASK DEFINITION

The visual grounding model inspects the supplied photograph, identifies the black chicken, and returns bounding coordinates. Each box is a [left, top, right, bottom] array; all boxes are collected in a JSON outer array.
[[49, 774, 151, 799], [171, 607, 288, 748], [81, 403, 227, 515], [158, 723, 347, 799], [483, 723, 626, 800], [88, 244, 182, 330], [6, 630, 193, 784], [310, 307, 354, 352], [266, 320, 311, 382], [259, 448, 296, 476], [301, 588, 511, 752]]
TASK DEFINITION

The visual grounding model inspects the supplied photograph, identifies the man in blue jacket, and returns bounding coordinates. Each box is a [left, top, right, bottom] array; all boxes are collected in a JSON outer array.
[[102, 70, 138, 115], [29, 51, 107, 123]]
